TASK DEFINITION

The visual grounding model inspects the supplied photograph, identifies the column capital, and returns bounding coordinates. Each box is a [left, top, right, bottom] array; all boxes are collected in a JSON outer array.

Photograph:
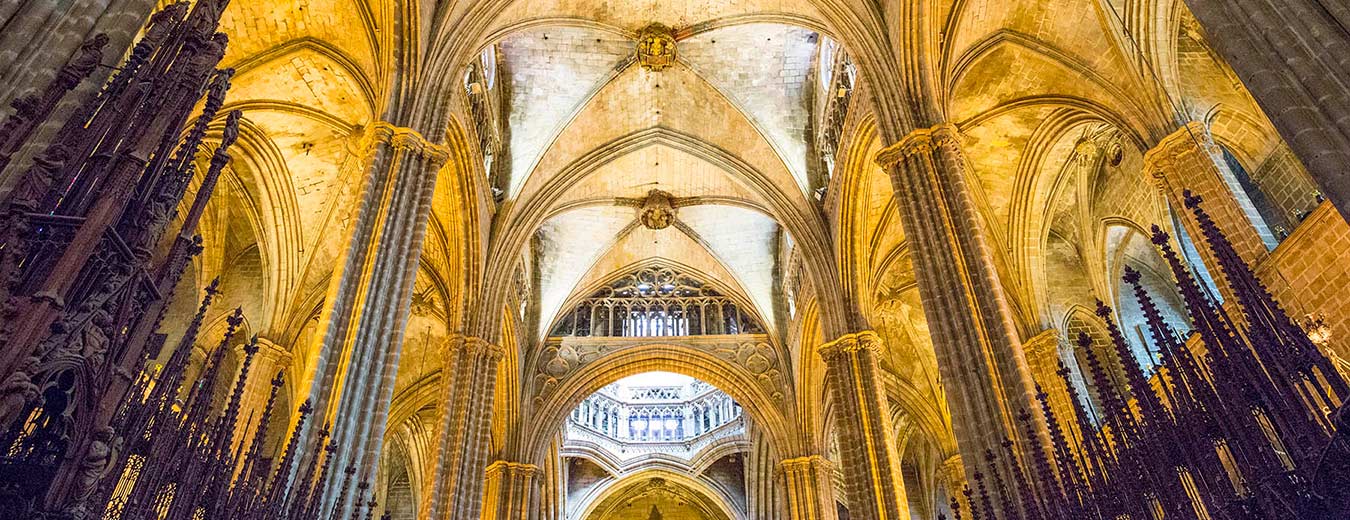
[[939, 454, 968, 500], [779, 455, 832, 473], [246, 336, 293, 362], [875, 122, 962, 168], [1021, 329, 1062, 359], [940, 453, 965, 477], [366, 121, 452, 163], [452, 335, 505, 363], [1142, 121, 1217, 181], [484, 460, 539, 478], [818, 330, 882, 361]]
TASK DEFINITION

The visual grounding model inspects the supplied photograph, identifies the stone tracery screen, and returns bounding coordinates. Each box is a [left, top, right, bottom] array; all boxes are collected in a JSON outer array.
[[550, 266, 764, 337]]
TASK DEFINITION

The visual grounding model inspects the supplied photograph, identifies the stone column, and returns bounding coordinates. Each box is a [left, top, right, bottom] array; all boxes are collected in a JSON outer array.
[[480, 461, 538, 520], [421, 336, 503, 520], [232, 337, 291, 450], [304, 122, 446, 518], [779, 455, 838, 520], [938, 455, 968, 513], [818, 331, 909, 519], [1178, 0, 1350, 220], [1145, 122, 1273, 295], [875, 123, 1047, 507], [537, 442, 563, 520], [1021, 330, 1083, 443]]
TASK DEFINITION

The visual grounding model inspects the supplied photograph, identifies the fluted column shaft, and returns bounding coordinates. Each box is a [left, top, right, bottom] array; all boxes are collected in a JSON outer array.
[[819, 331, 909, 520], [1145, 123, 1272, 298], [480, 461, 538, 520], [876, 123, 1047, 504], [779, 455, 837, 520], [421, 336, 503, 520], [1179, 0, 1350, 220], [305, 123, 447, 519]]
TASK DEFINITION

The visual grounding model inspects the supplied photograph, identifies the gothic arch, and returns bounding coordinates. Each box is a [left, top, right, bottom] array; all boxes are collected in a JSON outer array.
[[520, 343, 799, 464], [575, 468, 740, 520]]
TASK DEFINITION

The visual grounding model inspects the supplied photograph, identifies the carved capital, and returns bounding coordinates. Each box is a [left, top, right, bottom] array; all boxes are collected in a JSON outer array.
[[939, 454, 967, 493], [818, 330, 882, 361], [484, 460, 539, 479], [779, 455, 832, 474], [242, 336, 292, 363], [874, 122, 961, 169], [460, 335, 505, 363], [368, 121, 452, 164], [1021, 329, 1062, 361], [1142, 121, 1216, 184]]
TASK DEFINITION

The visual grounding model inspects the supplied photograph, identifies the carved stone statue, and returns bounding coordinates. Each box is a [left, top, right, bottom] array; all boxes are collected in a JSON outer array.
[[0, 356, 42, 427], [74, 310, 113, 370], [68, 426, 120, 519]]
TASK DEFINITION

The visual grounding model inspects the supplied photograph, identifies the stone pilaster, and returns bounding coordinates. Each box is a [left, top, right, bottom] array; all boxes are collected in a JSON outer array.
[[779, 455, 837, 520], [480, 461, 538, 520], [305, 122, 448, 519], [1145, 122, 1273, 295], [818, 331, 908, 520], [875, 123, 1047, 510], [421, 336, 504, 520], [1178, 0, 1350, 220]]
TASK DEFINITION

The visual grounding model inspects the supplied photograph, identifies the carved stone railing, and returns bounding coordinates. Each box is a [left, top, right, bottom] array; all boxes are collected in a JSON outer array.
[[530, 335, 787, 414], [563, 415, 746, 462], [570, 385, 741, 442]]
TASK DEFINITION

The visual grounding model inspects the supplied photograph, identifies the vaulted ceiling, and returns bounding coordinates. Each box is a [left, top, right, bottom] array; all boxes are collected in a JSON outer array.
[[486, 20, 833, 338]]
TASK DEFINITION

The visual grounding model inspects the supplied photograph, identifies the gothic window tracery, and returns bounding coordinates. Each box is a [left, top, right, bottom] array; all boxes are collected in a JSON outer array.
[[550, 266, 765, 337]]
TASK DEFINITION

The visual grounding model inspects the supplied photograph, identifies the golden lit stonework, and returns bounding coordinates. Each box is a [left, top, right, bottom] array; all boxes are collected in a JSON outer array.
[[638, 189, 676, 229], [636, 23, 677, 71]]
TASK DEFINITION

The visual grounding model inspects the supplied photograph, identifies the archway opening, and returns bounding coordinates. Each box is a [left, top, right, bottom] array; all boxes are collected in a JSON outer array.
[[561, 372, 748, 520], [566, 372, 744, 460]]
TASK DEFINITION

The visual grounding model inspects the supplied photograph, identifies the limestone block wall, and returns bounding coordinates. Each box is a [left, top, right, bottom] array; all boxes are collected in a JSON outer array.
[[1255, 202, 1350, 363]]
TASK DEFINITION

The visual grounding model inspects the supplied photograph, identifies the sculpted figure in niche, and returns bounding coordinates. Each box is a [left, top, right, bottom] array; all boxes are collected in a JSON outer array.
[[69, 426, 120, 518], [0, 356, 42, 428]]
